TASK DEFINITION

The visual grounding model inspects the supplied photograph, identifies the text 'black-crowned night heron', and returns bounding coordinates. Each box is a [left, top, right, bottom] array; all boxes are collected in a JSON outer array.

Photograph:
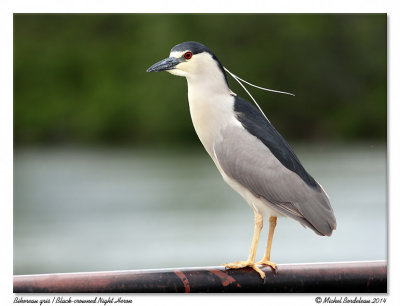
[[147, 41, 337, 279]]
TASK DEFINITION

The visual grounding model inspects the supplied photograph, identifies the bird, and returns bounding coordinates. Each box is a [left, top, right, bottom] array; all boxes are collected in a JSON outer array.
[[147, 41, 336, 279]]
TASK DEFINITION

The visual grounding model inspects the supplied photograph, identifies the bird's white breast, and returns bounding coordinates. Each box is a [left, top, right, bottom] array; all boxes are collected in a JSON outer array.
[[187, 81, 239, 158], [186, 81, 284, 217]]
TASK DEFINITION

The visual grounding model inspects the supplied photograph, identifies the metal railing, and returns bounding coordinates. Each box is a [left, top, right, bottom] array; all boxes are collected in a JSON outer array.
[[14, 260, 387, 293]]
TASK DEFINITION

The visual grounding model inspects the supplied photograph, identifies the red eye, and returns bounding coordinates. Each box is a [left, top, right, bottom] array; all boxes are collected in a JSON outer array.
[[184, 52, 192, 59]]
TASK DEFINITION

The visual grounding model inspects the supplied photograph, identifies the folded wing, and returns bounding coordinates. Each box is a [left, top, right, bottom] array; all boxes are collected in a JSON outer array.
[[214, 125, 336, 236]]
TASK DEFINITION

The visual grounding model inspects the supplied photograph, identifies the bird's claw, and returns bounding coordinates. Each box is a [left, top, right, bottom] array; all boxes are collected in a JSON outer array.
[[222, 260, 265, 279], [255, 260, 277, 270]]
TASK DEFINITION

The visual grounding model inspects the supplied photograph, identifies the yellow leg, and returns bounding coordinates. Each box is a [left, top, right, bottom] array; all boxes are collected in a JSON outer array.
[[256, 216, 277, 270], [223, 211, 266, 278]]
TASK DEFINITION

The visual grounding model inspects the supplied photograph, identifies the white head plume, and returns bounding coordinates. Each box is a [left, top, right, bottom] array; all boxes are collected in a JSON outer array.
[[224, 67, 295, 122]]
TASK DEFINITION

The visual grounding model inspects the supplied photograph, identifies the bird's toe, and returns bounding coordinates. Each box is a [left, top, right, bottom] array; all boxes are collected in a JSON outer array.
[[222, 261, 265, 279], [222, 260, 249, 269], [256, 260, 277, 271]]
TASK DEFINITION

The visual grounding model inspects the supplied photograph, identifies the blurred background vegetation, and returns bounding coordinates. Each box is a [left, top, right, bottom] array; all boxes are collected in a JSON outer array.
[[14, 14, 386, 147]]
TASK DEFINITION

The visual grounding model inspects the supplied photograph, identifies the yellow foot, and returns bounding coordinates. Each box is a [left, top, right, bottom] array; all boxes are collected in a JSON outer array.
[[223, 260, 265, 279], [255, 260, 277, 271]]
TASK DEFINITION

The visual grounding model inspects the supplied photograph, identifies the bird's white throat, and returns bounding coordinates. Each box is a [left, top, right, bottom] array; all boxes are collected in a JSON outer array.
[[186, 80, 238, 159]]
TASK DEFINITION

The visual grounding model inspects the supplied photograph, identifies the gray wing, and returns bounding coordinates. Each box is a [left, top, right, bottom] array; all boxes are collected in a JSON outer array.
[[214, 125, 336, 236]]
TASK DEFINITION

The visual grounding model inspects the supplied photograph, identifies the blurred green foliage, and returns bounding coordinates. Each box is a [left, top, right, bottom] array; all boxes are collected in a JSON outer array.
[[14, 14, 386, 146]]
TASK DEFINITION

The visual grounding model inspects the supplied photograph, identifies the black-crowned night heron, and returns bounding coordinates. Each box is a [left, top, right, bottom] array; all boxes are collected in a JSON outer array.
[[147, 41, 336, 279]]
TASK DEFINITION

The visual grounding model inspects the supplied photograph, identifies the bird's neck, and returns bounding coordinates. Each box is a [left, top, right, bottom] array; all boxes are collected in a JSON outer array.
[[186, 68, 231, 96], [186, 74, 235, 158]]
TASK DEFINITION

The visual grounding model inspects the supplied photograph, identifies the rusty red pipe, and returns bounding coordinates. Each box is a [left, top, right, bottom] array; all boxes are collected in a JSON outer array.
[[13, 261, 387, 293]]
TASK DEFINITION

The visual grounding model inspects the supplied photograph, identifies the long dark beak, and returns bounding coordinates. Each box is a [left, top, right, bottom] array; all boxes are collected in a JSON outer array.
[[146, 57, 180, 72]]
